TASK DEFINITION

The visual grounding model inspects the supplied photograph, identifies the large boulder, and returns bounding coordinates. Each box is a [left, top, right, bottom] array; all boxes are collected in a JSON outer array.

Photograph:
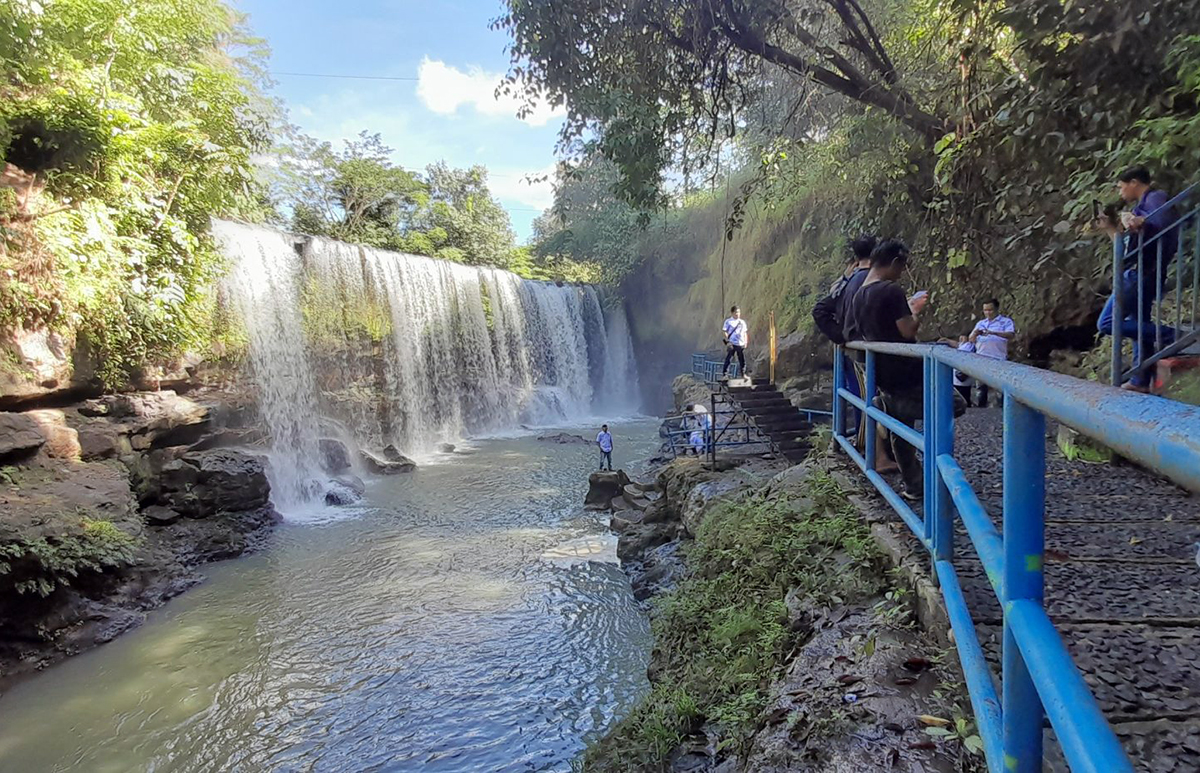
[[586, 470, 631, 510], [671, 374, 712, 412], [0, 412, 45, 461], [362, 449, 416, 474], [25, 409, 81, 460], [81, 391, 210, 450], [158, 449, 271, 517], [750, 330, 833, 381], [318, 438, 352, 474], [324, 474, 366, 506]]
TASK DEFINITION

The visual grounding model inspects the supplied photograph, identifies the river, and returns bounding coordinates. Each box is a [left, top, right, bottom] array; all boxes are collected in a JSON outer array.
[[0, 420, 658, 772]]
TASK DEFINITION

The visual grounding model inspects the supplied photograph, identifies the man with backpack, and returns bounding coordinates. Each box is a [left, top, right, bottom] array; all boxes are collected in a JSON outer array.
[[812, 235, 877, 437]]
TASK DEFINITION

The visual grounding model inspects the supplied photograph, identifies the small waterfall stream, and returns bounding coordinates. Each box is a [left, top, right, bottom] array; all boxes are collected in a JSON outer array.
[[213, 221, 640, 507]]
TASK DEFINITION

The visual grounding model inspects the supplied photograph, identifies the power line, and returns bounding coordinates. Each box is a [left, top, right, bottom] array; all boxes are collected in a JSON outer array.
[[272, 71, 420, 81]]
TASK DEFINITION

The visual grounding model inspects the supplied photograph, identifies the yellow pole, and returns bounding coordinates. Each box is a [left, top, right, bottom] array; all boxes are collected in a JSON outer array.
[[769, 311, 777, 384]]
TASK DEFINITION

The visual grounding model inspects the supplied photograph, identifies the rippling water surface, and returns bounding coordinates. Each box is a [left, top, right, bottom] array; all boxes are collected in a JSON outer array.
[[0, 421, 657, 772]]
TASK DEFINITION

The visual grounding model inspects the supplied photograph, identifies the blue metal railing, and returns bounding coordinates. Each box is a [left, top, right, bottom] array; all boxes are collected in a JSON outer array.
[[691, 352, 733, 383], [1108, 181, 1200, 387], [833, 341, 1200, 773]]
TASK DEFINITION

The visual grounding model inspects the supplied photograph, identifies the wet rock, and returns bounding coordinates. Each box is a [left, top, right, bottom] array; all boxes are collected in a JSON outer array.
[[324, 474, 366, 506], [143, 505, 183, 526], [586, 470, 631, 510], [631, 540, 686, 601], [361, 449, 416, 474], [319, 437, 352, 474], [681, 477, 749, 537], [159, 449, 271, 517], [537, 432, 590, 445], [0, 412, 45, 460], [439, 443, 456, 453], [332, 474, 366, 497], [186, 426, 266, 452]]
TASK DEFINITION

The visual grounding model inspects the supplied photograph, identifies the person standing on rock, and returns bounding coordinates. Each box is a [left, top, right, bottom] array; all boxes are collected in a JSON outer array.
[[721, 306, 749, 379], [968, 298, 1015, 407], [596, 424, 614, 471]]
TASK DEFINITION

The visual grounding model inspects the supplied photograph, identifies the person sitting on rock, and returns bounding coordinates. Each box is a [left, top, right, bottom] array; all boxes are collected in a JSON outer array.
[[596, 424, 614, 471]]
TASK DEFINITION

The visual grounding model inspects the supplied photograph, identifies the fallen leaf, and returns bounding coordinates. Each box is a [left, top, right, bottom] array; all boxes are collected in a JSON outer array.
[[917, 715, 951, 727], [925, 727, 953, 737], [903, 656, 932, 672], [1129, 537, 1143, 545], [908, 740, 937, 750], [837, 674, 863, 685], [893, 676, 918, 686]]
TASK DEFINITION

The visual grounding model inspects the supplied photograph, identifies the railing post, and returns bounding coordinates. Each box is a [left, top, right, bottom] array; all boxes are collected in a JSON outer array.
[[931, 359, 955, 563], [833, 346, 845, 439], [1002, 397, 1046, 773], [864, 350, 877, 471], [1110, 236, 1124, 387], [922, 356, 934, 546]]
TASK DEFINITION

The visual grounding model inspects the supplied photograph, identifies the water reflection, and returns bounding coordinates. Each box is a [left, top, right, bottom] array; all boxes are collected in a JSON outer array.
[[0, 421, 657, 772]]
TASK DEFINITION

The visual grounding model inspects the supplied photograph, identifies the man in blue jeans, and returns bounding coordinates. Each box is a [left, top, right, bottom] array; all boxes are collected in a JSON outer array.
[[1096, 167, 1179, 392], [596, 424, 614, 470]]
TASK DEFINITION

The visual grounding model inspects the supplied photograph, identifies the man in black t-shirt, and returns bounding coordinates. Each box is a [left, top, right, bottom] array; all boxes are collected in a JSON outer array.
[[848, 240, 966, 500]]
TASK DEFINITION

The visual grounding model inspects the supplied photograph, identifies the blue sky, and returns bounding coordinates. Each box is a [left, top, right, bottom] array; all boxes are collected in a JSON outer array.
[[235, 0, 562, 242]]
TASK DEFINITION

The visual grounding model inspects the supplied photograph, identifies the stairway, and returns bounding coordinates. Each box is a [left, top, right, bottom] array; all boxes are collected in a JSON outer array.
[[725, 380, 813, 464]]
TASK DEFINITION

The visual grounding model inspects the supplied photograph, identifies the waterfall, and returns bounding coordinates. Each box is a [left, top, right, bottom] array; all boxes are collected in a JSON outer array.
[[215, 221, 641, 505], [214, 222, 325, 508]]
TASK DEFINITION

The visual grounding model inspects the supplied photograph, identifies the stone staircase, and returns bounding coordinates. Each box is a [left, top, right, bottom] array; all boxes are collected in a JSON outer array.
[[726, 379, 814, 464]]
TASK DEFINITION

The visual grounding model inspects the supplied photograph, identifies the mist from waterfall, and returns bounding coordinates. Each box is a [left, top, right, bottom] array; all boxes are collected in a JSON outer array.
[[215, 221, 640, 504]]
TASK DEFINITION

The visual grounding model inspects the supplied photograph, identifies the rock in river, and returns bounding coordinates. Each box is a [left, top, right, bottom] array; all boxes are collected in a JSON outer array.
[[538, 433, 590, 445], [362, 449, 416, 474], [318, 437, 352, 474], [158, 449, 271, 517], [586, 470, 631, 510]]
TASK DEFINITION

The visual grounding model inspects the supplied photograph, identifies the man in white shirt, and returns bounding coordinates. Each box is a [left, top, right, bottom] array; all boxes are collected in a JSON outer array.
[[596, 424, 614, 470], [721, 305, 749, 379], [968, 298, 1015, 407]]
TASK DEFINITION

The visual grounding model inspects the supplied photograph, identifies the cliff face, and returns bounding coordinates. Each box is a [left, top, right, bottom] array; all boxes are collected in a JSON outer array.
[[622, 190, 1111, 410]]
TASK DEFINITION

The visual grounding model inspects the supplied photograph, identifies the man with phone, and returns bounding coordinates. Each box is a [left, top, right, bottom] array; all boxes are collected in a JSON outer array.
[[847, 240, 966, 501], [968, 298, 1015, 407], [1096, 166, 1180, 392]]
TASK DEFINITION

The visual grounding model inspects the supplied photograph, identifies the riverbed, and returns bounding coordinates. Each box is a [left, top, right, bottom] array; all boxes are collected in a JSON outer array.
[[0, 420, 659, 772]]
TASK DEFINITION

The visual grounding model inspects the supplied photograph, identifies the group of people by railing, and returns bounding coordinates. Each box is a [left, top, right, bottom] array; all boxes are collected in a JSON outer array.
[[812, 166, 1196, 499]]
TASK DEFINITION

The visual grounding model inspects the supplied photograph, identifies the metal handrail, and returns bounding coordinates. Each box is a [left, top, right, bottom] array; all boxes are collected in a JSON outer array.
[[833, 340, 1200, 772], [1108, 181, 1200, 387]]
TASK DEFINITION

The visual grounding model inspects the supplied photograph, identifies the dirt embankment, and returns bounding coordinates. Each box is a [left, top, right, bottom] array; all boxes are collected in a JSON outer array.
[[590, 454, 986, 773]]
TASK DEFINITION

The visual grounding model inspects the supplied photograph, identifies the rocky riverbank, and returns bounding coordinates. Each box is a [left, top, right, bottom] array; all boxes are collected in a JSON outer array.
[[0, 388, 284, 683], [588, 452, 986, 773]]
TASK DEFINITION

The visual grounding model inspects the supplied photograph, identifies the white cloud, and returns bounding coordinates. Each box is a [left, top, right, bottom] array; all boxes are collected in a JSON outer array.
[[416, 58, 565, 127], [489, 164, 557, 212]]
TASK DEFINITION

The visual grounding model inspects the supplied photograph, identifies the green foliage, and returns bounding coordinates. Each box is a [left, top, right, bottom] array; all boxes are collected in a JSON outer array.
[[0, 515, 140, 597], [584, 471, 883, 771], [0, 0, 274, 388], [274, 136, 534, 271], [496, 0, 947, 211]]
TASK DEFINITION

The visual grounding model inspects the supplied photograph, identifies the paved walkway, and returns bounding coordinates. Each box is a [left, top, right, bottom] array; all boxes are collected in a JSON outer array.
[[853, 408, 1200, 772]]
